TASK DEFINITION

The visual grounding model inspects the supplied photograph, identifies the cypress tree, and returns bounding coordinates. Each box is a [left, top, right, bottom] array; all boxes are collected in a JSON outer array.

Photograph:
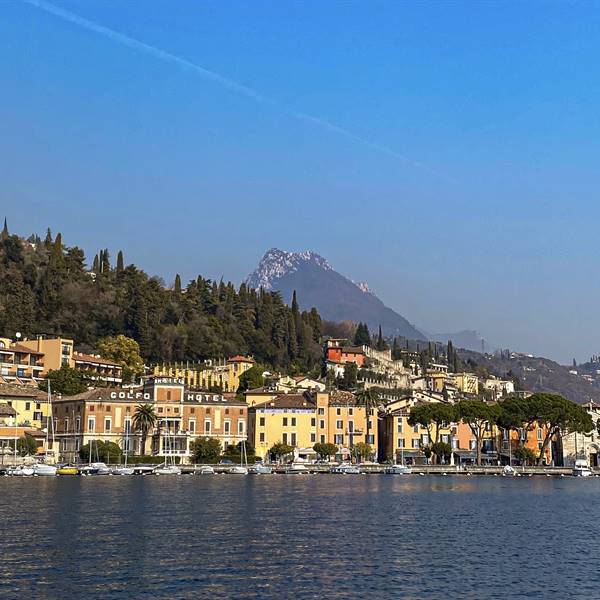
[[116, 250, 124, 273], [0, 218, 8, 241], [92, 254, 99, 273], [376, 325, 385, 350], [174, 274, 182, 294]]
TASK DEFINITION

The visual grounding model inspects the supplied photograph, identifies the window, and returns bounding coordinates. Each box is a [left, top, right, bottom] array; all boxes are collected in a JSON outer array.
[[348, 421, 354, 433], [283, 417, 288, 426], [204, 420, 211, 433], [537, 428, 543, 441], [397, 420, 403, 433], [311, 417, 316, 427], [349, 408, 354, 416], [412, 439, 420, 448], [413, 424, 419, 433], [320, 435, 325, 443], [320, 420, 325, 429], [64, 418, 68, 432], [33, 411, 42, 422], [190, 407, 195, 414], [25, 402, 30, 411], [334, 434, 343, 445], [366, 435, 374, 444], [290, 432, 297, 446], [158, 407, 163, 413], [310, 433, 316, 442], [259, 432, 265, 442], [89, 405, 94, 412], [206, 407, 211, 414], [291, 417, 296, 426], [283, 433, 288, 444], [318, 408, 325, 415], [397, 438, 405, 448], [336, 420, 343, 429], [88, 417, 95, 432], [367, 420, 372, 430], [224, 421, 231, 434], [75, 417, 81, 432], [189, 419, 195, 433], [239, 409, 244, 415], [104, 418, 111, 433], [166, 391, 171, 401], [238, 421, 245, 434], [225, 408, 229, 415], [124, 419, 131, 434], [36, 403, 41, 410], [336, 408, 341, 416], [421, 434, 429, 445], [259, 417, 265, 426], [441, 434, 449, 444]]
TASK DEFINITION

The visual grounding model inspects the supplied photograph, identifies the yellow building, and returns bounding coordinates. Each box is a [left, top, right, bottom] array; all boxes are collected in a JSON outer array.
[[153, 355, 255, 393], [314, 390, 378, 460], [452, 372, 479, 395], [0, 383, 50, 429], [248, 393, 317, 459]]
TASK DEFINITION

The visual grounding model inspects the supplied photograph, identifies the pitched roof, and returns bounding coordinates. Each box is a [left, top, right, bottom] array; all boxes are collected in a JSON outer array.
[[73, 352, 122, 367], [252, 393, 316, 410], [10, 344, 44, 355], [0, 404, 16, 416], [328, 390, 359, 407], [0, 384, 46, 399]]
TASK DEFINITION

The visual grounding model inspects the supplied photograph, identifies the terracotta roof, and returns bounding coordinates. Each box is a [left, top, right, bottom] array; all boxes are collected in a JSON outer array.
[[252, 393, 316, 410], [0, 404, 17, 416], [0, 384, 46, 399], [227, 355, 255, 364], [10, 344, 44, 355], [328, 390, 359, 407], [73, 352, 122, 368]]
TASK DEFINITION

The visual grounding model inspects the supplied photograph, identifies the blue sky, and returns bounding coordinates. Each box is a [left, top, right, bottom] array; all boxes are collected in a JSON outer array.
[[2, 0, 600, 363]]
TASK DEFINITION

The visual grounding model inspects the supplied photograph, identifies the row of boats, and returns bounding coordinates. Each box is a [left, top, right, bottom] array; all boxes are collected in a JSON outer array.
[[2, 462, 414, 477]]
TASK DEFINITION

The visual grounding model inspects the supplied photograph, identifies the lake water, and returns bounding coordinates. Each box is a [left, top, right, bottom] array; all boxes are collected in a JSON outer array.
[[1, 475, 599, 599]]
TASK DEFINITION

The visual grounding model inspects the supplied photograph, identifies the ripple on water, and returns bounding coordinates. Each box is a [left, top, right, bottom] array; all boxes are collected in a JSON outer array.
[[0, 476, 599, 599]]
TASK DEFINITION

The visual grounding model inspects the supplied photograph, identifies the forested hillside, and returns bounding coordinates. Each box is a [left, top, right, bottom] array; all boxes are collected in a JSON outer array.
[[0, 224, 323, 372]]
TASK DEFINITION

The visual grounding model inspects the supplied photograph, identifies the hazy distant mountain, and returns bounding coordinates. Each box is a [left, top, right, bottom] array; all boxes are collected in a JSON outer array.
[[246, 248, 426, 340], [428, 330, 493, 353]]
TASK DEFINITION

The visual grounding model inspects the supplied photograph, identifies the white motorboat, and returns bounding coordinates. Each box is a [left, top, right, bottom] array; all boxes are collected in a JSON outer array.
[[285, 463, 309, 474], [112, 466, 135, 476], [33, 463, 58, 477], [248, 463, 272, 474], [79, 462, 111, 476], [229, 465, 249, 474], [502, 465, 518, 477], [330, 463, 360, 474], [385, 464, 412, 475], [197, 466, 215, 475], [153, 464, 182, 475], [10, 465, 35, 477], [573, 459, 592, 477], [133, 465, 155, 475]]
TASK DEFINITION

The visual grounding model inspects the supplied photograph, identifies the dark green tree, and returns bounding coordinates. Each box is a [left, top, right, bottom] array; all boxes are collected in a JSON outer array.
[[41, 366, 87, 396]]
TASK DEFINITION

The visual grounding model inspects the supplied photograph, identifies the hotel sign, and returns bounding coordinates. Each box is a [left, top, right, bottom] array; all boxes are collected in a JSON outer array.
[[110, 391, 151, 400]]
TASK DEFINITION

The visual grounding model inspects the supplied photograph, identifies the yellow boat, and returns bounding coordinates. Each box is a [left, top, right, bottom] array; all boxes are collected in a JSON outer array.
[[57, 466, 79, 476]]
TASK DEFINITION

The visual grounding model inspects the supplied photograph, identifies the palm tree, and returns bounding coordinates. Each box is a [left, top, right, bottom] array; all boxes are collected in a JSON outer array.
[[355, 388, 380, 459], [132, 403, 157, 456]]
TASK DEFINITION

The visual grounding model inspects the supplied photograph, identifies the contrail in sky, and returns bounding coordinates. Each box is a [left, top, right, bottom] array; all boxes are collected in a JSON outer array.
[[20, 0, 446, 177]]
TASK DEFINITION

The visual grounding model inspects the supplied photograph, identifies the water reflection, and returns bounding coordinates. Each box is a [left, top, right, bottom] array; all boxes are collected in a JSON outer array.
[[1, 476, 599, 598]]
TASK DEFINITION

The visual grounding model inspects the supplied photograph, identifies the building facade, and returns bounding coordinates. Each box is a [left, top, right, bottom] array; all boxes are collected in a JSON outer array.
[[52, 377, 247, 463]]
